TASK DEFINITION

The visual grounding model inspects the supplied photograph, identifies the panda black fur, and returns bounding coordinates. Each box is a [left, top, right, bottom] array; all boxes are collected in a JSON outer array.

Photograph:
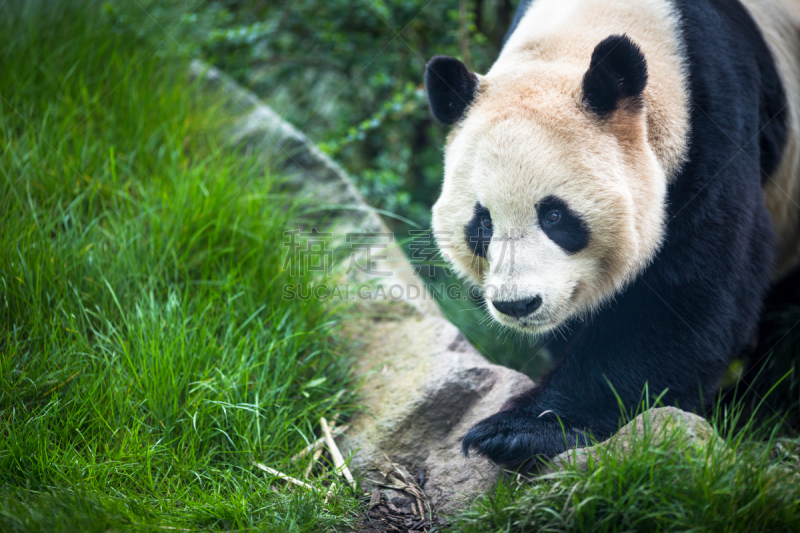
[[425, 0, 800, 465]]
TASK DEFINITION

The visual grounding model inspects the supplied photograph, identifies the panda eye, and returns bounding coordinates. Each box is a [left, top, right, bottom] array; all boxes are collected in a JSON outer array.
[[545, 210, 561, 224], [537, 196, 590, 254], [466, 203, 493, 258]]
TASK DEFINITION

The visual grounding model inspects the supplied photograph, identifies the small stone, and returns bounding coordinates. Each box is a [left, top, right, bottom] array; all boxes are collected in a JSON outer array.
[[545, 406, 725, 473]]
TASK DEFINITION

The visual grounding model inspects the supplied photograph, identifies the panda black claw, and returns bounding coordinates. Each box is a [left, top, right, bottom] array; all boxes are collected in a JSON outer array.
[[461, 409, 583, 467]]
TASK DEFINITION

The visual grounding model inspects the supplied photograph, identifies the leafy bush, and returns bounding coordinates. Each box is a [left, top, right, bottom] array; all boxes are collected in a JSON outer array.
[[190, 0, 515, 227]]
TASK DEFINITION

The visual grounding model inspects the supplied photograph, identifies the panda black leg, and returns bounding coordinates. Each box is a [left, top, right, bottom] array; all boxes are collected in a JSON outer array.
[[462, 337, 590, 466], [461, 404, 586, 466], [461, 268, 764, 466]]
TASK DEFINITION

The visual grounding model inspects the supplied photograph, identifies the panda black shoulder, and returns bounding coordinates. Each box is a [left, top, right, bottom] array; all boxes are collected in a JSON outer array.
[[650, 0, 786, 355], [672, 0, 788, 183]]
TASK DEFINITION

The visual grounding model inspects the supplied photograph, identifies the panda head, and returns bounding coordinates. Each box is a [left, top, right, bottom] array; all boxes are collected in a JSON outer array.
[[426, 35, 669, 334]]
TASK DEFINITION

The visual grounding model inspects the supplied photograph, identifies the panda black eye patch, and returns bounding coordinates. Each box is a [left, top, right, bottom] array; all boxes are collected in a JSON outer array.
[[465, 202, 492, 258], [537, 196, 590, 254]]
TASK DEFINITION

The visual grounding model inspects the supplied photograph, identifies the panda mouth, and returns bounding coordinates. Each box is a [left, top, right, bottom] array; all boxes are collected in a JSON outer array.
[[490, 308, 549, 327], [519, 318, 553, 329], [523, 318, 550, 325], [510, 320, 557, 337], [486, 295, 570, 333], [516, 310, 570, 332], [502, 315, 555, 332]]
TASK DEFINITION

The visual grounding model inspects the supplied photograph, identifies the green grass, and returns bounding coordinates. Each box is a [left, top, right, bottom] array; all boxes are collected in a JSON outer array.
[[455, 405, 800, 533], [0, 1, 359, 531]]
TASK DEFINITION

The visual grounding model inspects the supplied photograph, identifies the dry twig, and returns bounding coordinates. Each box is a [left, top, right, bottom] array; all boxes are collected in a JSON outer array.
[[304, 446, 325, 479], [253, 462, 316, 491], [290, 419, 346, 462], [321, 416, 356, 487], [368, 455, 431, 521]]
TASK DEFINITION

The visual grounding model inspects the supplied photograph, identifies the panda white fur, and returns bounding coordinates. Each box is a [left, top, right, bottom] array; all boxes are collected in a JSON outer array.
[[425, 0, 800, 465]]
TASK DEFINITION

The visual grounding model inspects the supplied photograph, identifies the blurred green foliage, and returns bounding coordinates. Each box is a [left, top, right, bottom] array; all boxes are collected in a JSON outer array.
[[192, 0, 515, 226]]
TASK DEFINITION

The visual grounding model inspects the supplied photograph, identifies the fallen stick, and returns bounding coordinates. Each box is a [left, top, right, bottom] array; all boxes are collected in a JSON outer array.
[[375, 454, 430, 522], [253, 462, 316, 491], [255, 462, 335, 502], [321, 416, 356, 487], [290, 421, 347, 462], [304, 446, 325, 479]]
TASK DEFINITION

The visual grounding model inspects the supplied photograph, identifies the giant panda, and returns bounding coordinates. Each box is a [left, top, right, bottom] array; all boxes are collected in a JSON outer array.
[[424, 0, 800, 466]]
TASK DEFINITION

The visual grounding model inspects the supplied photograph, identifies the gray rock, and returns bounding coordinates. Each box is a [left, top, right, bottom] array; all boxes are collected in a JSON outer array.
[[546, 407, 723, 473], [339, 313, 534, 513]]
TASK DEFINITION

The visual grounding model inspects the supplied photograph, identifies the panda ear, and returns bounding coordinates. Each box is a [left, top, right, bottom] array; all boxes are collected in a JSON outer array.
[[425, 56, 480, 125], [582, 35, 648, 116]]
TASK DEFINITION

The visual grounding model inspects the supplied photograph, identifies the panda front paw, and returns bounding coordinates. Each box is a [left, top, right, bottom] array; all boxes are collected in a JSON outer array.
[[462, 408, 583, 467]]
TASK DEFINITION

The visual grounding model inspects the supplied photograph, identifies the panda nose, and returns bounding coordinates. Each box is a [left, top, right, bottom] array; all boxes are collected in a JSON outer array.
[[492, 296, 543, 318]]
